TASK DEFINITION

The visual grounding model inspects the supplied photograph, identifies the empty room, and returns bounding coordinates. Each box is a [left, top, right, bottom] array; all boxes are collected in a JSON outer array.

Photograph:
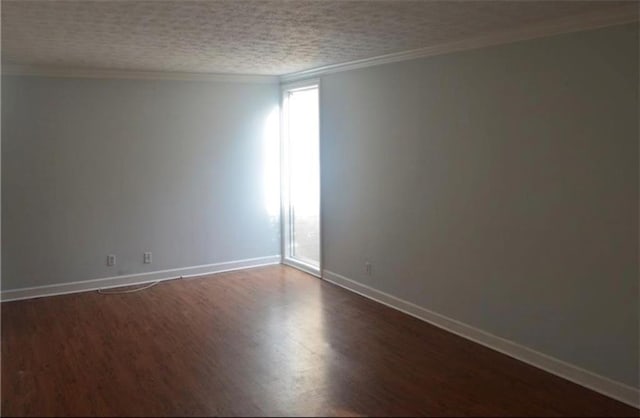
[[1, 1, 638, 416]]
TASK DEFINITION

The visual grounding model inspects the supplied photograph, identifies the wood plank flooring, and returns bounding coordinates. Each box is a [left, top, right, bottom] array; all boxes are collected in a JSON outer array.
[[2, 265, 637, 417]]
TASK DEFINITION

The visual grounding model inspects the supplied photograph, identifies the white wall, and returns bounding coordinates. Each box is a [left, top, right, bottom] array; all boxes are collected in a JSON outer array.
[[2, 76, 280, 290], [320, 23, 638, 388]]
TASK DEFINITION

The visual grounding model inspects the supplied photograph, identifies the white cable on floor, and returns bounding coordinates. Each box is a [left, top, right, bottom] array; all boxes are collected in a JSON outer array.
[[97, 281, 160, 295]]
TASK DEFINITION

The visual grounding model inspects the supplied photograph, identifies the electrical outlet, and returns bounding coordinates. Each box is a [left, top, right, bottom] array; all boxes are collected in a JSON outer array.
[[144, 252, 152, 264], [365, 261, 372, 276], [107, 254, 116, 266]]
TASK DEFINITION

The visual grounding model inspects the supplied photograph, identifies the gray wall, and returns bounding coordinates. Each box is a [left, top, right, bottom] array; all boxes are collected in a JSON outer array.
[[320, 23, 639, 388], [2, 76, 280, 290]]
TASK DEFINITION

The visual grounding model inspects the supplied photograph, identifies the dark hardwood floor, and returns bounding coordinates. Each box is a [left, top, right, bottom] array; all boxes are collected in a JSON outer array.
[[2, 265, 637, 417]]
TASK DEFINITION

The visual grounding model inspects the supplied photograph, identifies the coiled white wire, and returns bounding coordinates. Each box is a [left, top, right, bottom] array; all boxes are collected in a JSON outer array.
[[97, 281, 160, 295]]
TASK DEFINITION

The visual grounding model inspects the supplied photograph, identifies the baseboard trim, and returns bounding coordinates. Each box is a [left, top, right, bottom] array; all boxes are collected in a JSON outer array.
[[322, 270, 640, 408], [1, 255, 281, 302]]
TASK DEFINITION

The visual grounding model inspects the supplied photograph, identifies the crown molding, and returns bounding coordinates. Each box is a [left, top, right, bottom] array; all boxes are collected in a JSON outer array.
[[1, 64, 279, 84], [280, 4, 639, 82], [2, 4, 637, 84]]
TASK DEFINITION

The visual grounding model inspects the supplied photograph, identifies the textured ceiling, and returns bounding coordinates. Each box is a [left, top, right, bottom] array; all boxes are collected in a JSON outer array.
[[1, 1, 633, 76]]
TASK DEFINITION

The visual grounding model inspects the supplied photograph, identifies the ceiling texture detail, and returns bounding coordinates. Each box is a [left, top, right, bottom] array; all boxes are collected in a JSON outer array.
[[1, 1, 635, 76]]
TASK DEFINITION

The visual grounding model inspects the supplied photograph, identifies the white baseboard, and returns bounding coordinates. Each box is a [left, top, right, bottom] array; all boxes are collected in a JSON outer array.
[[322, 270, 640, 409], [1, 255, 281, 302]]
